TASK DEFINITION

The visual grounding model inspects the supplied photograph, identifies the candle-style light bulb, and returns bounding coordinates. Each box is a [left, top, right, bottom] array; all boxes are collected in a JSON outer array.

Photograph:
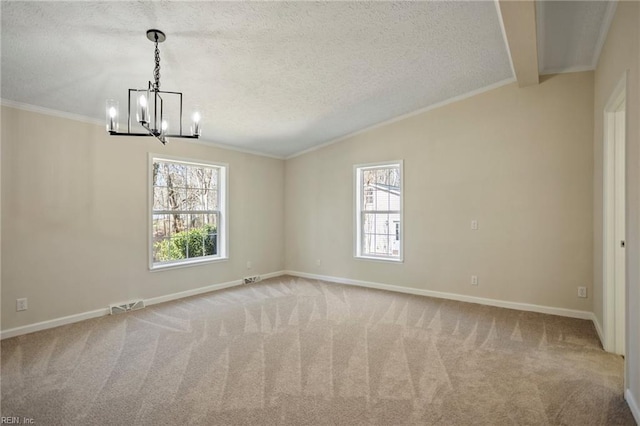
[[105, 99, 119, 132], [137, 92, 149, 124], [191, 110, 201, 137], [158, 120, 169, 144]]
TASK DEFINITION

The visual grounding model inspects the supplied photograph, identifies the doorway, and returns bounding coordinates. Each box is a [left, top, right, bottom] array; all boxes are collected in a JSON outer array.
[[603, 73, 627, 356]]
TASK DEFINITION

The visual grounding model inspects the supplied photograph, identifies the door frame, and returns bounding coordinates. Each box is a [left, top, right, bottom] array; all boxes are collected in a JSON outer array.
[[602, 71, 627, 355]]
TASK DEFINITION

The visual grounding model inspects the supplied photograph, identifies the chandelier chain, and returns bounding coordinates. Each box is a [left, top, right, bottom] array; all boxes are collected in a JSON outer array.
[[153, 38, 161, 91]]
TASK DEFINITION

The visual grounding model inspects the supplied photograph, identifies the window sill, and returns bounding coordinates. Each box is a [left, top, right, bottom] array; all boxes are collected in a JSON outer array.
[[354, 255, 404, 264], [150, 256, 229, 272]]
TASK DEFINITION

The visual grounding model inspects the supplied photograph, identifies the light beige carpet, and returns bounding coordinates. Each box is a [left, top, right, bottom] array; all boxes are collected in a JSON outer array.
[[1, 276, 635, 425]]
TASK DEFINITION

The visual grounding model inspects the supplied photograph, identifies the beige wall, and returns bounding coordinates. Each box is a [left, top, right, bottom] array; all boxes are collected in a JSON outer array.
[[593, 0, 640, 413], [1, 106, 285, 330], [286, 71, 594, 312]]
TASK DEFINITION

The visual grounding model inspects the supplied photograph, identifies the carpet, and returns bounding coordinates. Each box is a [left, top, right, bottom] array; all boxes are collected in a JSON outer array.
[[1, 275, 635, 425]]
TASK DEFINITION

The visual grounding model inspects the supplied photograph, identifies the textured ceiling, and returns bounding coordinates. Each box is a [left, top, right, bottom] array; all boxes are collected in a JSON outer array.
[[537, 0, 615, 75], [1, 1, 613, 158]]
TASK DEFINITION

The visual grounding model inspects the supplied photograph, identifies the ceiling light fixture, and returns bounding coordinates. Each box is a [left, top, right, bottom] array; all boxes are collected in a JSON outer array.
[[105, 29, 201, 145]]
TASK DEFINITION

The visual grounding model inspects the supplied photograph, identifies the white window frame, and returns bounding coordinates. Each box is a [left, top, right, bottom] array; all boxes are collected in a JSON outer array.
[[148, 153, 229, 270], [354, 160, 404, 262]]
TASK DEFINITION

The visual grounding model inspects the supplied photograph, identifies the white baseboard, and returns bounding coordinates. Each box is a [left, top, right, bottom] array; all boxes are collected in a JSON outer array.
[[144, 270, 285, 306], [590, 312, 605, 347], [0, 270, 596, 338], [0, 308, 110, 340], [626, 389, 640, 424], [0, 270, 286, 340], [259, 271, 287, 281], [144, 279, 244, 306], [283, 270, 593, 320]]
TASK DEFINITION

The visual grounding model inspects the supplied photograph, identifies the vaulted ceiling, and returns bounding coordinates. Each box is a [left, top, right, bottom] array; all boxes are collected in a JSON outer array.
[[1, 1, 615, 158]]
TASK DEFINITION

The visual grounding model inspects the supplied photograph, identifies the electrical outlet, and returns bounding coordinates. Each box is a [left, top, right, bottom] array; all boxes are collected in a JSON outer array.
[[578, 287, 587, 298], [316, 259, 322, 267], [471, 275, 478, 286], [16, 298, 28, 311], [471, 220, 479, 230], [246, 261, 252, 270]]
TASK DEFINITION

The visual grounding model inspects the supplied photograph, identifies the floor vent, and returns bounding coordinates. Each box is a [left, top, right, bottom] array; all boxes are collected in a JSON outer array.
[[109, 300, 145, 315], [243, 275, 262, 284]]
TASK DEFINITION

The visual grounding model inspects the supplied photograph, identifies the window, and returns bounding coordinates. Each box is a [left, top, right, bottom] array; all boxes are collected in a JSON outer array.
[[150, 155, 227, 269], [365, 188, 374, 205], [355, 161, 403, 261]]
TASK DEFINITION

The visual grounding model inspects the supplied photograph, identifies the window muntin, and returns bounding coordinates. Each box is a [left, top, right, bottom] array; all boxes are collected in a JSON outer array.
[[355, 162, 403, 261], [150, 156, 227, 269]]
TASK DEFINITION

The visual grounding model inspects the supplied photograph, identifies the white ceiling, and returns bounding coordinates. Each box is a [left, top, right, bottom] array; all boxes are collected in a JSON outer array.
[[537, 0, 615, 75], [1, 1, 615, 158]]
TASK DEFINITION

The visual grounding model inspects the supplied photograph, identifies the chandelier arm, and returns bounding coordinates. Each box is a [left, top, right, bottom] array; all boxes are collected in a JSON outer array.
[[141, 122, 167, 145]]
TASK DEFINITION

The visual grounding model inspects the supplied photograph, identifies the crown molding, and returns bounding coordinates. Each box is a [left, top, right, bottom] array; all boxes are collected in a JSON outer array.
[[0, 99, 285, 160], [286, 77, 516, 160]]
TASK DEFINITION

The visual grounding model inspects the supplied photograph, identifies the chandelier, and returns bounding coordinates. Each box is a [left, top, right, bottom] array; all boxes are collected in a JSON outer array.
[[105, 29, 201, 145]]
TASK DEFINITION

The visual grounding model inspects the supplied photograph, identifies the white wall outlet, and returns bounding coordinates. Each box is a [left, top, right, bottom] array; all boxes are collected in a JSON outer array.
[[578, 287, 587, 298], [471, 220, 479, 230], [316, 259, 322, 266], [16, 298, 28, 311], [471, 275, 478, 286], [246, 261, 252, 270]]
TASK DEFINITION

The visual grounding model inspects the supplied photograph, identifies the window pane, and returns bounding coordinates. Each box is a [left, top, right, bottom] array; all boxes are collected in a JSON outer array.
[[153, 187, 169, 211], [153, 237, 171, 262], [210, 169, 219, 189], [187, 167, 205, 189], [152, 214, 171, 241], [170, 236, 185, 260], [186, 224, 206, 258], [153, 162, 166, 186], [362, 169, 374, 186], [205, 213, 217, 228], [178, 188, 190, 210], [364, 187, 373, 207], [377, 234, 390, 256], [186, 187, 206, 211], [206, 190, 219, 211], [204, 213, 218, 256], [160, 187, 185, 211], [376, 214, 390, 235], [165, 163, 187, 188], [389, 190, 400, 210], [392, 220, 400, 256], [170, 213, 189, 234], [363, 213, 375, 230], [362, 232, 373, 256]]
